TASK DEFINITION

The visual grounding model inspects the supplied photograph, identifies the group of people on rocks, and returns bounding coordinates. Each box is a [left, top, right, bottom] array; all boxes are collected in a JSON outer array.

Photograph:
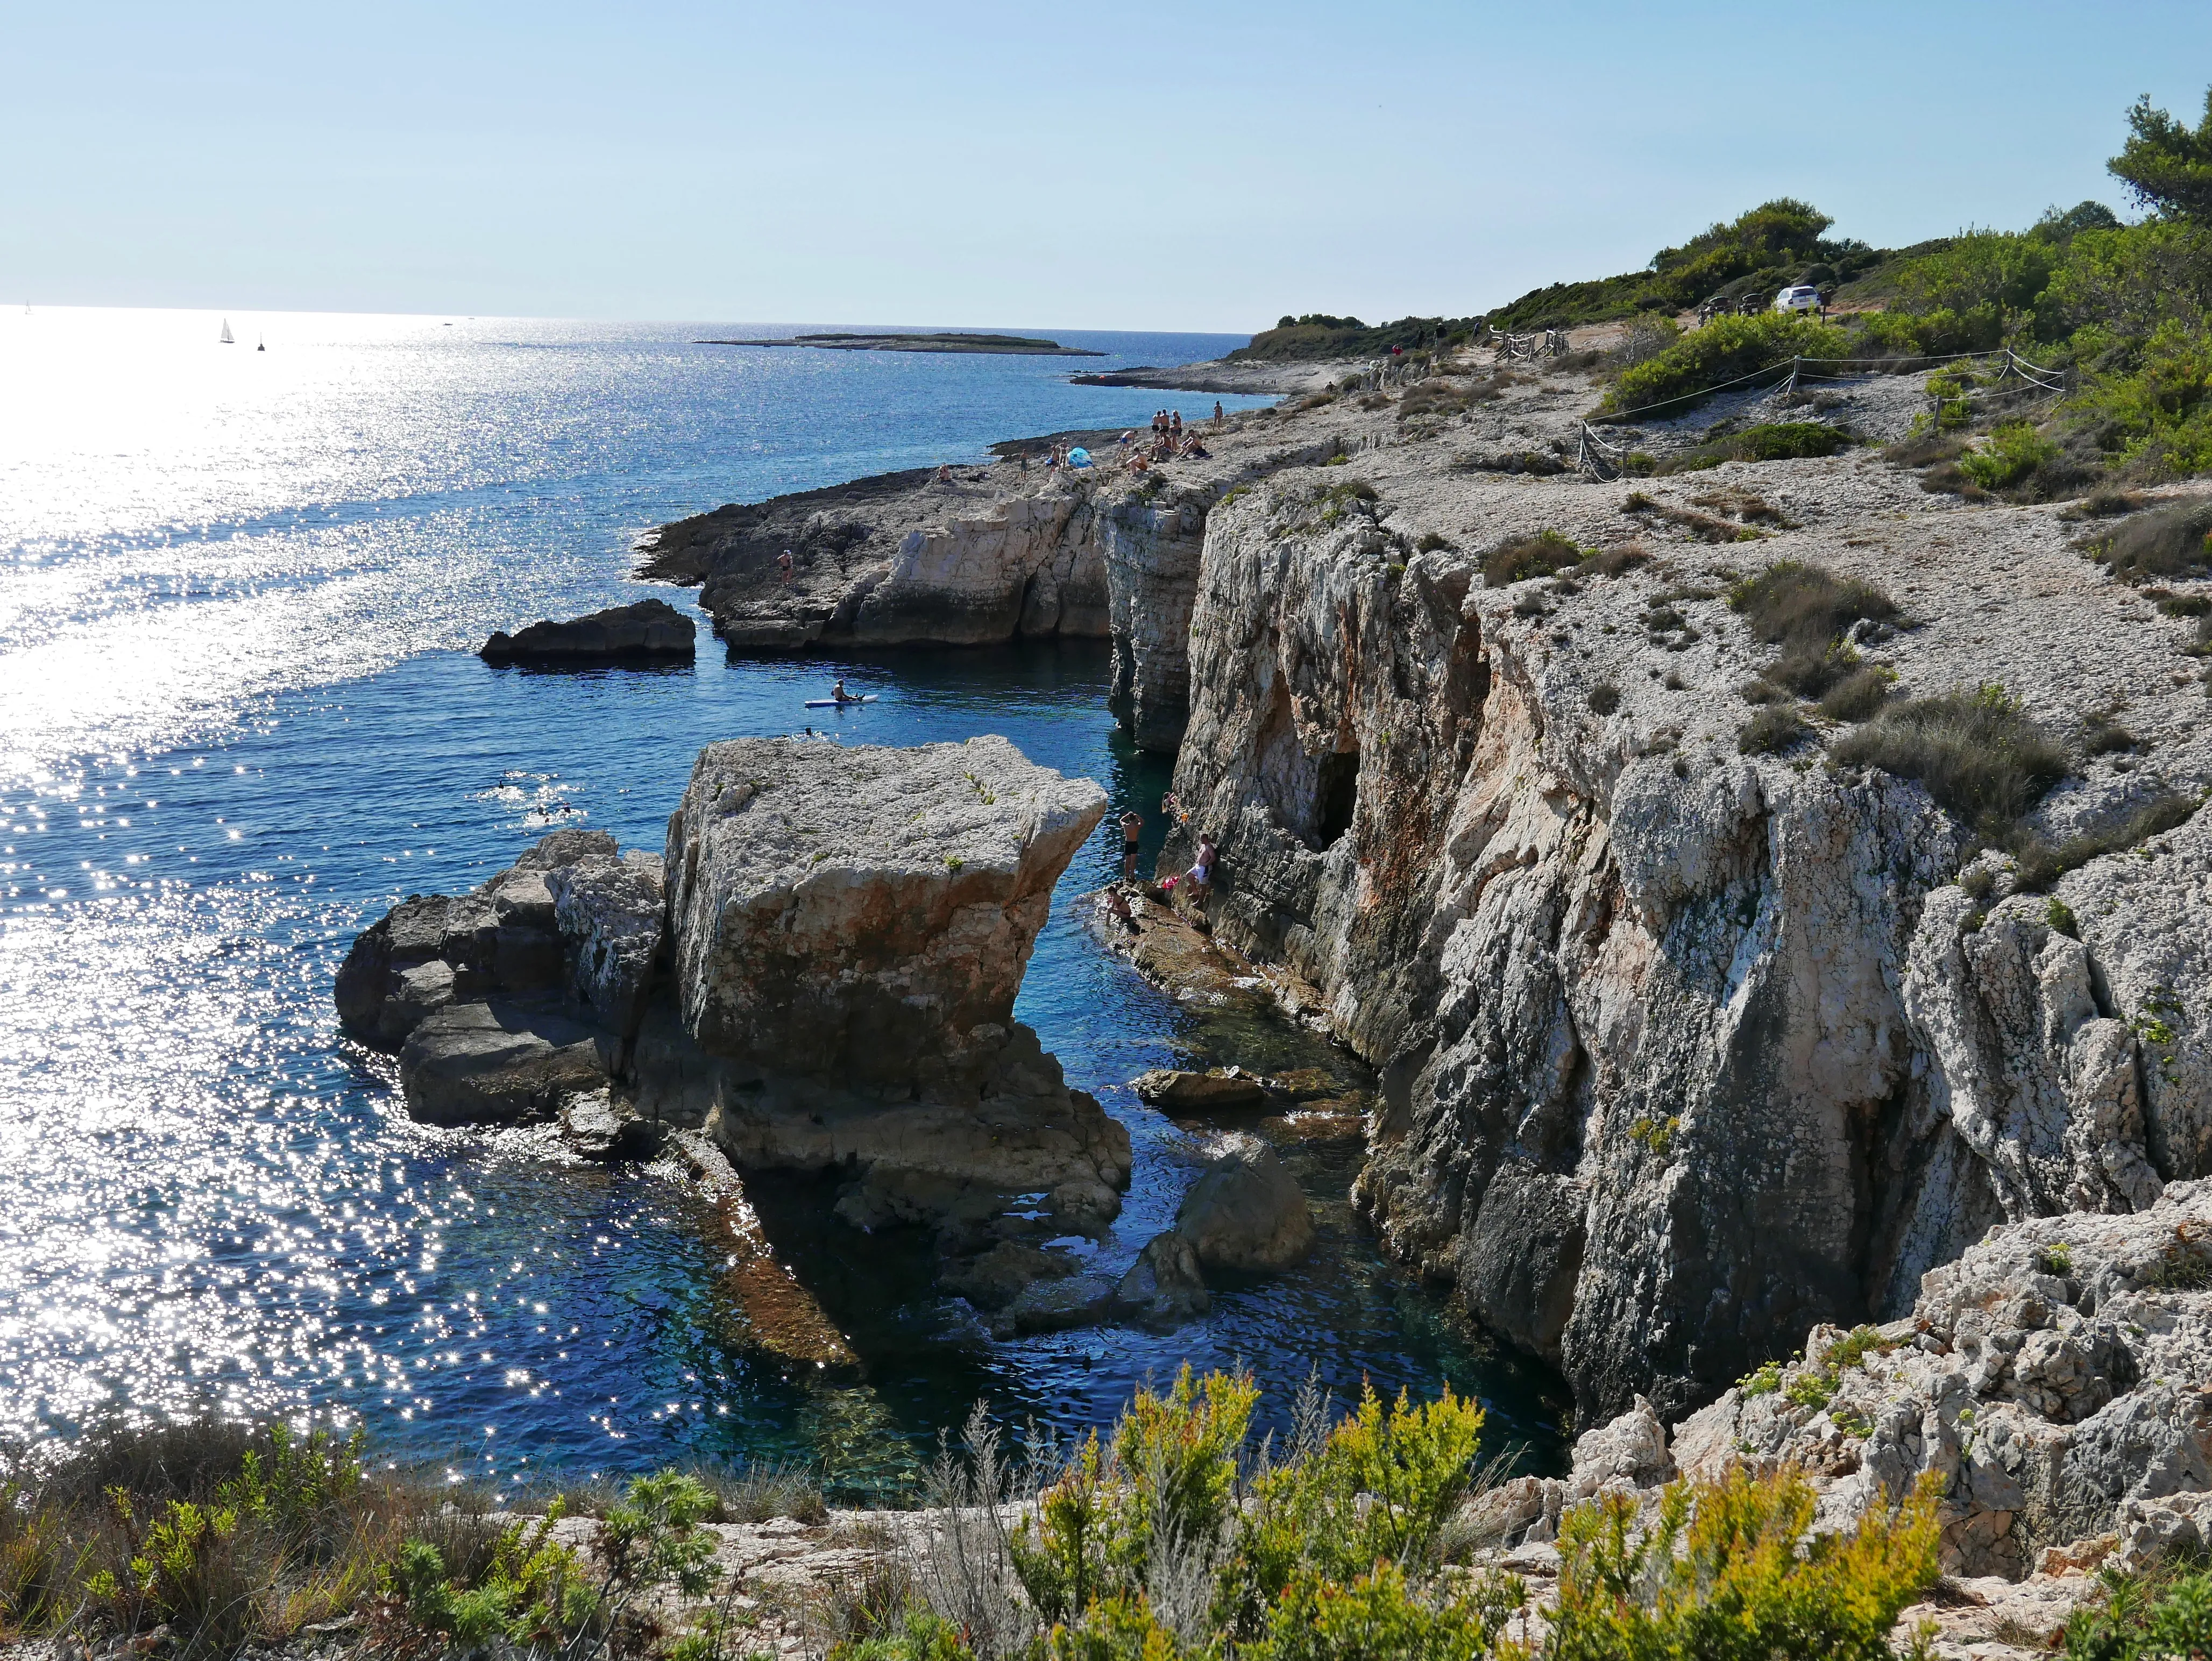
[[1099, 793, 1217, 933], [1120, 408, 1212, 470]]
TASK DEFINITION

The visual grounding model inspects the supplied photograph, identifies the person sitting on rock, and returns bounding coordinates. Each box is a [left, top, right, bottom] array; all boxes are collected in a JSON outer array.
[[1103, 885, 1137, 932]]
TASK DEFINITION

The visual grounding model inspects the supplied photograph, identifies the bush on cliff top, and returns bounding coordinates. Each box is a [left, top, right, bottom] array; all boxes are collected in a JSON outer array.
[[1833, 684, 2072, 836], [1484, 529, 1585, 586], [1604, 313, 1852, 416], [832, 1368, 1940, 1661]]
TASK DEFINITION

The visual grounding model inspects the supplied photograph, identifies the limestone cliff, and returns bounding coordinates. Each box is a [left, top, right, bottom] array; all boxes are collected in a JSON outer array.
[[1070, 362, 2209, 1429]]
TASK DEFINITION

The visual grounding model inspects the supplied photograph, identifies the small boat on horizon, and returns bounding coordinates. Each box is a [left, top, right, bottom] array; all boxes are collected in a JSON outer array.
[[219, 319, 235, 345], [257, 335, 265, 352]]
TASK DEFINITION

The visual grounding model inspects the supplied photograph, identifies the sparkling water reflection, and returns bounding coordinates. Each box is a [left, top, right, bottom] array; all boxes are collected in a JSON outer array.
[[0, 311, 1569, 1494]]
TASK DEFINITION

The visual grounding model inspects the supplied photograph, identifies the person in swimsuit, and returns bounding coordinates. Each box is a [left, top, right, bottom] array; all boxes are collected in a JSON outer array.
[[831, 676, 852, 704], [777, 549, 794, 585], [1118, 809, 1142, 878]]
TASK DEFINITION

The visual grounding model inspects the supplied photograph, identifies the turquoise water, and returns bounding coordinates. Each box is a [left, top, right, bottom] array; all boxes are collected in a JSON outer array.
[[0, 309, 1568, 1494]]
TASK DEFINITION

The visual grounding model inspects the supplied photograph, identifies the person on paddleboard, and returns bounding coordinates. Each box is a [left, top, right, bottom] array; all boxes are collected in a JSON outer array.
[[832, 676, 851, 704]]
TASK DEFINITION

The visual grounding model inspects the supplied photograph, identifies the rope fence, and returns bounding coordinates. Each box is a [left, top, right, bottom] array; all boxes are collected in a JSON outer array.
[[1571, 347, 2071, 478]]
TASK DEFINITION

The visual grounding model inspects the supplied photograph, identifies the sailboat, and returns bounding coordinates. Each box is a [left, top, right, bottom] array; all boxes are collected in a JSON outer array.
[[219, 319, 235, 344], [257, 335, 265, 352]]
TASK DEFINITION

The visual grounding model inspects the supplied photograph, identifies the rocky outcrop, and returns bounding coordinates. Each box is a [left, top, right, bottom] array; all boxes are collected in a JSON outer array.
[[335, 829, 635, 1053], [480, 599, 695, 662], [635, 735, 1130, 1235], [635, 472, 1111, 653], [1474, 1183, 2211, 1612]]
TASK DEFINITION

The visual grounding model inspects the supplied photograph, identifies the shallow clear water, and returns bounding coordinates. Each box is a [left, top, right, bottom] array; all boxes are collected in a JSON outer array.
[[0, 309, 1568, 1495]]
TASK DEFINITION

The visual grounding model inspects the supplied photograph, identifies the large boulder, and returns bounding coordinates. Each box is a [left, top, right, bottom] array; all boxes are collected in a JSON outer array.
[[399, 999, 614, 1126], [548, 851, 666, 1037], [480, 599, 696, 663], [337, 830, 667, 1128], [1115, 1230, 1211, 1328], [1132, 1067, 1269, 1111], [639, 735, 1130, 1233], [1174, 1133, 1315, 1272]]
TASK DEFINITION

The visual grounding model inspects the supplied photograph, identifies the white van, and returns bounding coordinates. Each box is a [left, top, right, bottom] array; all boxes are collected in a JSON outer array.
[[1774, 285, 1823, 314]]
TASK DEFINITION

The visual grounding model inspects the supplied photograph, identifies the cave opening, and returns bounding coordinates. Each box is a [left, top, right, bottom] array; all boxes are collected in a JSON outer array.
[[1316, 749, 1359, 848]]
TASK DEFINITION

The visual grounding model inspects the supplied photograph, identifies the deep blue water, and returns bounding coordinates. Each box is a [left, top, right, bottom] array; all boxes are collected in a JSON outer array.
[[0, 309, 1568, 1495]]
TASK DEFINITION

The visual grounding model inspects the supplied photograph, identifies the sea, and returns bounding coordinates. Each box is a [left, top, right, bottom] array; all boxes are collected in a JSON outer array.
[[0, 308, 1568, 1496]]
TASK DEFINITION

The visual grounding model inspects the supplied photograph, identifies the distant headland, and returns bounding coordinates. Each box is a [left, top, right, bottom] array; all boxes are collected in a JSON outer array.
[[698, 331, 1106, 356]]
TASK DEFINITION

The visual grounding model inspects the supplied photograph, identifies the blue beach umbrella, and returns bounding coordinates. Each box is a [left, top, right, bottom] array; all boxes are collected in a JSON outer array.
[[1068, 447, 1091, 467]]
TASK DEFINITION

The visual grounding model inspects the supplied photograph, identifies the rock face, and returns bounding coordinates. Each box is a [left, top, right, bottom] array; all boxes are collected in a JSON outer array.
[[1173, 1133, 1316, 1272], [635, 735, 1131, 1233], [1502, 1185, 2212, 1597], [480, 599, 696, 662], [1136, 385, 2211, 1428]]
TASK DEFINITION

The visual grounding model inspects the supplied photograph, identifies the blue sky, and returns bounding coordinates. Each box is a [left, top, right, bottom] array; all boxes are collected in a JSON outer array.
[[3, 1, 2207, 332]]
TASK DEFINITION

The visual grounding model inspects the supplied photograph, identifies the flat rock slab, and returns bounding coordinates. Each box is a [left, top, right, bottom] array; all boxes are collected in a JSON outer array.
[[1131, 1068, 1269, 1110], [481, 598, 696, 662], [398, 998, 613, 1126]]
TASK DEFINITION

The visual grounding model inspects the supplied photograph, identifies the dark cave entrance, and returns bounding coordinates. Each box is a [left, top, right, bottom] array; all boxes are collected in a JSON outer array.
[[1316, 750, 1359, 848]]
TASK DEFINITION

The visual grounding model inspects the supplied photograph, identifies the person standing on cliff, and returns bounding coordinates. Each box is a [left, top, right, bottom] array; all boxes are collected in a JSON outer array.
[[1118, 808, 1143, 878], [777, 548, 793, 585], [1214, 400, 1224, 426]]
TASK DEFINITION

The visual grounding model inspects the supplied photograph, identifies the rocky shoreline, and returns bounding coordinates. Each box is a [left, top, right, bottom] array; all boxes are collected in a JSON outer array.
[[335, 334, 2212, 1639]]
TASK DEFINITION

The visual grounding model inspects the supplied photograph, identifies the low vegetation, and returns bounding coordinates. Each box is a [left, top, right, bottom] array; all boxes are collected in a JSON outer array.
[[2079, 499, 2212, 584], [0, 1418, 823, 1660], [2060, 1559, 2212, 1659], [1, 1373, 1958, 1661], [1231, 313, 1483, 363], [1728, 560, 1899, 702], [1484, 529, 1585, 586], [1832, 685, 2072, 839], [1740, 705, 1812, 755], [837, 1368, 1939, 1661], [2013, 790, 2201, 892], [1653, 421, 1853, 474]]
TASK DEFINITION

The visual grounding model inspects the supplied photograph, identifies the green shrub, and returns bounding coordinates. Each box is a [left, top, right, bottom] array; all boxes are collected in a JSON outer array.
[[1959, 421, 2062, 490], [1769, 639, 1862, 698], [2038, 1241, 2076, 1276], [1483, 529, 1584, 586], [1588, 685, 1622, 715], [1549, 1465, 1940, 1661], [2046, 899, 2080, 939], [1606, 313, 1851, 415], [1833, 685, 2071, 834], [2063, 1564, 2212, 1660], [1740, 706, 1812, 755], [1655, 421, 1853, 474]]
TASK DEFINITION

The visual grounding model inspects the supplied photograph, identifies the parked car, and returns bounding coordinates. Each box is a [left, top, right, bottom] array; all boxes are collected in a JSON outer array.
[[1774, 284, 1823, 314]]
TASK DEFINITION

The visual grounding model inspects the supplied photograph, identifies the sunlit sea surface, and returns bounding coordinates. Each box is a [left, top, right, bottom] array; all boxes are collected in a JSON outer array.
[[0, 308, 1567, 1494]]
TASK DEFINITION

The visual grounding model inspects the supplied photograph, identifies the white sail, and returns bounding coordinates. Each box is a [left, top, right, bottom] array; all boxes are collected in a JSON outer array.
[[219, 318, 235, 344]]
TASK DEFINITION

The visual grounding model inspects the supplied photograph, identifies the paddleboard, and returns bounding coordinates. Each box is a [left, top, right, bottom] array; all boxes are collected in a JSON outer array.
[[803, 695, 878, 708]]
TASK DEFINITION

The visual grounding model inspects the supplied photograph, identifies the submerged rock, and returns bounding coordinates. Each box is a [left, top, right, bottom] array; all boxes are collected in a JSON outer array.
[[1115, 1230, 1210, 1328], [1174, 1133, 1315, 1273], [480, 598, 696, 663]]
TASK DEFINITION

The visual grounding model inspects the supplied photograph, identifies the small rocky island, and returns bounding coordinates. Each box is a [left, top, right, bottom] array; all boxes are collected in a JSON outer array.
[[699, 331, 1105, 356], [480, 597, 695, 662]]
